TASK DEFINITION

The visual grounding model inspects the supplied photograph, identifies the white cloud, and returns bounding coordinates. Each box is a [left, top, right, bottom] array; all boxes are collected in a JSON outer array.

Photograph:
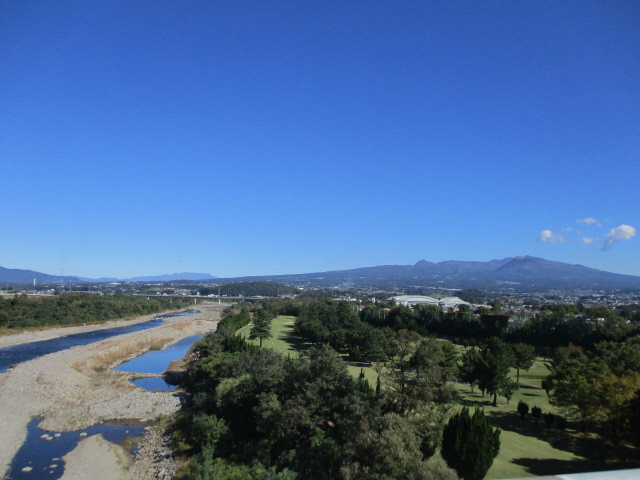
[[582, 237, 595, 245], [602, 224, 636, 250], [577, 217, 604, 227], [538, 229, 565, 244]]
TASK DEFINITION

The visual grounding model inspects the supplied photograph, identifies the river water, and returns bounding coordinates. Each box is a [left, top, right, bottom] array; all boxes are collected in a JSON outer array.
[[115, 334, 202, 391], [7, 418, 147, 480], [0, 312, 191, 374]]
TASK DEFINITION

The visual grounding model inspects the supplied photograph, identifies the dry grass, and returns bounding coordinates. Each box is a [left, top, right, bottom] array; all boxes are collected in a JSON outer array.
[[72, 322, 199, 374]]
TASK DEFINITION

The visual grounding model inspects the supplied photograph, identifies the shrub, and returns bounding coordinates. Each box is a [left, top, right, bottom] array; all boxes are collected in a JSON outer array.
[[441, 407, 500, 480]]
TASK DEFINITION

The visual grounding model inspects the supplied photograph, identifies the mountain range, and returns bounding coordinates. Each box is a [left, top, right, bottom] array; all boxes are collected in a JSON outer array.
[[0, 267, 216, 284], [2, 256, 640, 290], [223, 256, 640, 290]]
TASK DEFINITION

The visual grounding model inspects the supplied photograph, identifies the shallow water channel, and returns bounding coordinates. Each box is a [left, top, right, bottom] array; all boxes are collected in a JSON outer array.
[[0, 312, 191, 374], [7, 418, 147, 480], [115, 334, 203, 391]]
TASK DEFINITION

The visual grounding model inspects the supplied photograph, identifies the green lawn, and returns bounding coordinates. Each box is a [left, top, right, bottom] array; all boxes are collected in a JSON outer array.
[[239, 315, 303, 356], [487, 429, 585, 479], [452, 354, 583, 479]]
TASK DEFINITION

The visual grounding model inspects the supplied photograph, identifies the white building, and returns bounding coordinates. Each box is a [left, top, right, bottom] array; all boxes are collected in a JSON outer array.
[[439, 296, 471, 309], [390, 295, 439, 306]]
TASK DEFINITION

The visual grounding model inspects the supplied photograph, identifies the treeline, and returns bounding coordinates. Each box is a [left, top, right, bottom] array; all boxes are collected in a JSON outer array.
[[174, 307, 471, 480], [359, 303, 640, 350], [360, 304, 510, 341], [198, 282, 299, 297], [294, 300, 391, 363], [0, 293, 192, 328], [508, 309, 640, 349]]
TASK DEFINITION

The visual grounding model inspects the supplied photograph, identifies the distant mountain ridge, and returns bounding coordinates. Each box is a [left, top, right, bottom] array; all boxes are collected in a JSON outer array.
[[0, 266, 81, 284], [0, 266, 216, 284], [3, 257, 640, 290], [224, 256, 640, 290], [123, 273, 217, 282]]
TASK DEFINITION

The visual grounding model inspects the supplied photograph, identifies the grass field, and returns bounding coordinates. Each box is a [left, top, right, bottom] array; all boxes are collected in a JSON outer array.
[[452, 351, 589, 478], [454, 377, 583, 478], [240, 318, 639, 478], [454, 354, 640, 478]]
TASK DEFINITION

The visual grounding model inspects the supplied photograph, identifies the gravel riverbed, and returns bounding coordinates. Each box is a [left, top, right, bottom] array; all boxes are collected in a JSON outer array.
[[0, 302, 225, 479]]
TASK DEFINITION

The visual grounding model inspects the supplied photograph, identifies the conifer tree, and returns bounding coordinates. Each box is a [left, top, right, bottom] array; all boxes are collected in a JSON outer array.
[[249, 309, 273, 347], [441, 407, 500, 480]]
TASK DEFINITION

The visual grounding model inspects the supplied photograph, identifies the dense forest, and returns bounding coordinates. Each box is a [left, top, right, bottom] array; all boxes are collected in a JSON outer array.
[[0, 293, 192, 328], [355, 303, 640, 350]]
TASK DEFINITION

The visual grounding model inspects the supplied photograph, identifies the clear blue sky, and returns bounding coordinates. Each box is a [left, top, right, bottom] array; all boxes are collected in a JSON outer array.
[[1, 1, 639, 278]]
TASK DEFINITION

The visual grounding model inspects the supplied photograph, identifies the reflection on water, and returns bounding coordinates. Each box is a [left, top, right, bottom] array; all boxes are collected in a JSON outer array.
[[132, 376, 177, 391], [0, 312, 190, 374], [115, 335, 202, 374], [116, 334, 202, 391], [7, 418, 146, 480]]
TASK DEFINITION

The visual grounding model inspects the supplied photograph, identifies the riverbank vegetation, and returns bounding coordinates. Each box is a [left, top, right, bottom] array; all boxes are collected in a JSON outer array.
[[0, 293, 192, 329]]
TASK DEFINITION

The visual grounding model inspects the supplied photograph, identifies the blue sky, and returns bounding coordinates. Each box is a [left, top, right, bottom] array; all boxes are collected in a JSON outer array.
[[1, 1, 639, 278]]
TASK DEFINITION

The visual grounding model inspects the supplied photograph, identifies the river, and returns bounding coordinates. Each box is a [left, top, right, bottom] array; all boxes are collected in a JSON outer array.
[[0, 312, 191, 374]]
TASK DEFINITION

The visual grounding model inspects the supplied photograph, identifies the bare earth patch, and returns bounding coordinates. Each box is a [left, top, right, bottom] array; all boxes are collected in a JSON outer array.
[[62, 434, 132, 480]]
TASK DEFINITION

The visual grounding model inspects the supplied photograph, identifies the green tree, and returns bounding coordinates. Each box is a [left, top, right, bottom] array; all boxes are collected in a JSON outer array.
[[459, 348, 482, 394], [512, 343, 536, 384], [517, 401, 529, 420], [249, 309, 273, 347], [441, 341, 460, 381], [546, 353, 608, 433], [379, 331, 453, 414], [478, 338, 517, 406], [342, 413, 457, 480], [594, 372, 640, 442], [441, 407, 500, 480], [531, 406, 542, 428], [491, 299, 502, 313]]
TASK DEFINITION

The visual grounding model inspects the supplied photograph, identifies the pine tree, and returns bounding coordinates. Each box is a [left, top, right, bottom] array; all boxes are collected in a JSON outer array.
[[249, 309, 273, 347], [441, 407, 501, 480]]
